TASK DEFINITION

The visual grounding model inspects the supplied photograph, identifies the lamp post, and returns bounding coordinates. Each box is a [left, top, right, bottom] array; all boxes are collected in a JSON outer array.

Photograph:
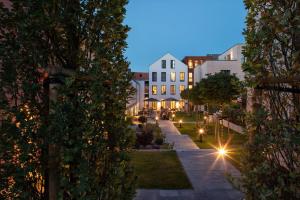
[[203, 116, 207, 131], [179, 119, 182, 128], [155, 116, 159, 126], [199, 128, 204, 142]]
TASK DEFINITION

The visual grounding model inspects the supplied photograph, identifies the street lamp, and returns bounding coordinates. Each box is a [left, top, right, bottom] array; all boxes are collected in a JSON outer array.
[[199, 128, 204, 142], [179, 119, 182, 128], [218, 147, 227, 156], [155, 116, 159, 125]]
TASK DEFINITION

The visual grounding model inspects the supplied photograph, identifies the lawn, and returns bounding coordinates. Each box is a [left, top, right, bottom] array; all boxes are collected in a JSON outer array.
[[174, 122, 247, 169], [173, 111, 202, 122], [130, 151, 192, 189]]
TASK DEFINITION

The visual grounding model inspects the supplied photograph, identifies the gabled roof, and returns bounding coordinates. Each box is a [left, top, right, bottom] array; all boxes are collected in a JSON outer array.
[[150, 53, 187, 67]]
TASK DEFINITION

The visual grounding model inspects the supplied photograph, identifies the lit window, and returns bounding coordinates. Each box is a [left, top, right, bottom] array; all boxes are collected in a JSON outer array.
[[170, 85, 176, 95], [188, 60, 193, 69], [152, 85, 157, 95], [189, 85, 193, 89], [188, 72, 193, 82], [180, 85, 185, 92], [170, 72, 176, 82], [152, 72, 157, 82], [180, 72, 185, 82], [162, 60, 166, 68], [170, 60, 175, 69], [170, 101, 176, 109], [161, 100, 166, 108], [152, 102, 157, 110], [161, 72, 166, 82], [195, 60, 199, 66], [161, 85, 166, 95]]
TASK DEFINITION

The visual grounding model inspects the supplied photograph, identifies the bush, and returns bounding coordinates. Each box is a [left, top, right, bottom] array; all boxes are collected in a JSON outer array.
[[222, 103, 245, 126], [138, 116, 147, 124], [153, 126, 165, 145]]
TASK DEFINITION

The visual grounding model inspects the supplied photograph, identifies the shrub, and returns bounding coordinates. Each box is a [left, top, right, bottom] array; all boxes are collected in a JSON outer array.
[[153, 125, 165, 145], [138, 116, 147, 124], [222, 103, 245, 126]]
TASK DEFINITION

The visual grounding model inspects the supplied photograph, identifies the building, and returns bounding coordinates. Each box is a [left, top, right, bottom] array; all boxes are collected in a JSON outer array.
[[126, 72, 149, 116], [182, 55, 218, 89], [148, 53, 188, 110], [194, 44, 245, 83]]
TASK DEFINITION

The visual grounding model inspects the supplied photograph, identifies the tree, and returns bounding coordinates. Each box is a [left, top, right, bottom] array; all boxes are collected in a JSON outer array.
[[198, 72, 242, 106], [241, 0, 300, 199], [181, 72, 242, 109], [0, 0, 136, 199]]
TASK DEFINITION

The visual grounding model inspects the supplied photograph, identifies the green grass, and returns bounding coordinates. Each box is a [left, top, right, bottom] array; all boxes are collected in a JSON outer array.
[[174, 122, 247, 170], [130, 151, 192, 189], [173, 111, 202, 122]]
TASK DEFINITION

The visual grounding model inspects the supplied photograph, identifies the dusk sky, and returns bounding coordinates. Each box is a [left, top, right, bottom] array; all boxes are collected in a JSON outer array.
[[125, 0, 247, 72]]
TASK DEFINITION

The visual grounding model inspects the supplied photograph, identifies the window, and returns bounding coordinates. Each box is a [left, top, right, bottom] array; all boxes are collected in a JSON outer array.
[[180, 85, 185, 92], [170, 60, 175, 69], [152, 72, 157, 82], [161, 85, 166, 95], [188, 72, 193, 82], [188, 60, 193, 69], [161, 100, 166, 109], [152, 102, 157, 110], [161, 72, 166, 82], [189, 85, 193, 89], [152, 85, 157, 95], [162, 60, 166, 68], [170, 101, 176, 109], [194, 60, 199, 66], [180, 72, 185, 82], [170, 85, 176, 95], [221, 70, 230, 74], [170, 72, 176, 82]]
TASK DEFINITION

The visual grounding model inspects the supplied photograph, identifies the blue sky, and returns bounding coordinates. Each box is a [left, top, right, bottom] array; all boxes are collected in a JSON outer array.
[[124, 0, 247, 72]]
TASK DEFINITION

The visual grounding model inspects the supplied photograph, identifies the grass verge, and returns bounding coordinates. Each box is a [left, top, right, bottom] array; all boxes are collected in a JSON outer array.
[[130, 151, 192, 189]]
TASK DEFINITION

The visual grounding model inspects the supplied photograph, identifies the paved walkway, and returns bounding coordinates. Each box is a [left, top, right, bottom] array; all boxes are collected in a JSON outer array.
[[135, 120, 243, 200]]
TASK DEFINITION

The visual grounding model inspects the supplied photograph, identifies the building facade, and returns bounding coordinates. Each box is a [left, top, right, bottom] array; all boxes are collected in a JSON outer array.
[[148, 53, 188, 110], [126, 72, 149, 116], [194, 44, 245, 83], [182, 55, 218, 89]]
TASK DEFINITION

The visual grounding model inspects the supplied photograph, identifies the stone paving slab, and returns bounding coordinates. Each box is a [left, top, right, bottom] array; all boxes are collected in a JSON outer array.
[[135, 189, 196, 200]]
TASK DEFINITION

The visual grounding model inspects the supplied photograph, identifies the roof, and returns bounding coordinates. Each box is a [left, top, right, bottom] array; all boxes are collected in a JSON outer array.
[[182, 55, 218, 62], [133, 72, 149, 81]]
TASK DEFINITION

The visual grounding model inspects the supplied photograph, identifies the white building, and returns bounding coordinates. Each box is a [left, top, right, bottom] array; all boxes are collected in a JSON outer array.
[[194, 44, 245, 83], [148, 53, 188, 110]]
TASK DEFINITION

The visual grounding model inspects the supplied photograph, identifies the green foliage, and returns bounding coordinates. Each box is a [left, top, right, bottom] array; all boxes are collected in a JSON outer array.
[[223, 103, 245, 126], [241, 0, 300, 199], [0, 0, 136, 199], [181, 72, 242, 106]]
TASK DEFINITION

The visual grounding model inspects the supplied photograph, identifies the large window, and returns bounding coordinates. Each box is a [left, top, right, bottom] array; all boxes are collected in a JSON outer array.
[[180, 85, 185, 92], [170, 85, 176, 95], [170, 72, 176, 82], [170, 60, 175, 69], [189, 85, 193, 89], [162, 60, 166, 68], [152, 85, 157, 95], [161, 100, 166, 109], [152, 72, 157, 82], [221, 70, 230, 74], [170, 101, 176, 109], [161, 72, 166, 82], [180, 72, 185, 82], [161, 85, 166, 95], [188, 72, 193, 82], [152, 102, 157, 110], [188, 60, 193, 69]]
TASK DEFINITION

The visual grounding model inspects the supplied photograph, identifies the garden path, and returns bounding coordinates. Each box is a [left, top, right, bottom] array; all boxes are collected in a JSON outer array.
[[135, 120, 243, 200]]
